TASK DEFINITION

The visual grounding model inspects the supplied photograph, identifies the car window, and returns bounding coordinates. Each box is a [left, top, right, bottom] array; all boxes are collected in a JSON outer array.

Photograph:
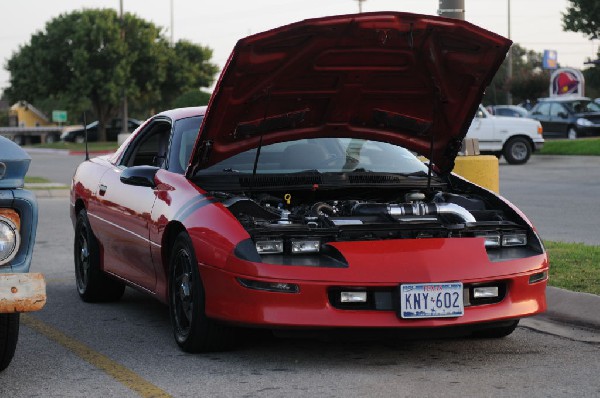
[[532, 103, 551, 116], [121, 120, 172, 168], [564, 100, 600, 113], [549, 103, 568, 117], [198, 137, 430, 175], [167, 116, 203, 174]]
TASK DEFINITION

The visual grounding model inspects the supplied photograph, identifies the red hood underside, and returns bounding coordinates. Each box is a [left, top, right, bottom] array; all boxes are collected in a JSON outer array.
[[188, 12, 511, 176]]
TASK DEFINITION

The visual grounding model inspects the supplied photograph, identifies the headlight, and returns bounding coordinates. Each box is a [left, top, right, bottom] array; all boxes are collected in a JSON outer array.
[[0, 210, 21, 265], [255, 239, 284, 254], [502, 233, 527, 247], [475, 232, 501, 248], [475, 231, 527, 248], [576, 118, 593, 126], [290, 239, 320, 254]]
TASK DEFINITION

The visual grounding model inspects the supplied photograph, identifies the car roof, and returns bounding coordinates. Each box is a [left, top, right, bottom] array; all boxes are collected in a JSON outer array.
[[538, 96, 590, 102], [157, 106, 207, 120]]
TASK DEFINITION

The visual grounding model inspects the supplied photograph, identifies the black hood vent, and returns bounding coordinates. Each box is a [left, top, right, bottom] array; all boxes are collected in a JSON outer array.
[[239, 175, 322, 187], [348, 174, 405, 184]]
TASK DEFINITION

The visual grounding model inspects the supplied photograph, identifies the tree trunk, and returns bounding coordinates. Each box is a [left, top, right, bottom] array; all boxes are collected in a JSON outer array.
[[92, 100, 113, 142]]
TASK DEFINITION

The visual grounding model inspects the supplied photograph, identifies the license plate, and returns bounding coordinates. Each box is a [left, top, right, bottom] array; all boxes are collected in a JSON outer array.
[[400, 282, 464, 319]]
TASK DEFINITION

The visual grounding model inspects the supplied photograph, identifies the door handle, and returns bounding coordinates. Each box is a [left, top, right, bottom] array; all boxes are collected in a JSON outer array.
[[98, 184, 107, 196]]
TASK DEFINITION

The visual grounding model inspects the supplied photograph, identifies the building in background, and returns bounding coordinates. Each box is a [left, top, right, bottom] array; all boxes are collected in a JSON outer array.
[[8, 101, 54, 128]]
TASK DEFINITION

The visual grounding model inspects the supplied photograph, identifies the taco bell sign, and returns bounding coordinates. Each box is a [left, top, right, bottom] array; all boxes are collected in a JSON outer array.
[[549, 68, 585, 97]]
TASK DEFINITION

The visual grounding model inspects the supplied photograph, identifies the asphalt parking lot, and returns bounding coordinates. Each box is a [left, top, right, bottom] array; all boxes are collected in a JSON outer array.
[[1, 150, 596, 397]]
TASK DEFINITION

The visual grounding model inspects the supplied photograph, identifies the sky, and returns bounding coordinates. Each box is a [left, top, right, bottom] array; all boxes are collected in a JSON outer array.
[[0, 0, 597, 93]]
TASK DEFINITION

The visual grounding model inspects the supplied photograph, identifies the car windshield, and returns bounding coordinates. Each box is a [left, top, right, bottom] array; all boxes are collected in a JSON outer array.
[[199, 138, 430, 175], [564, 100, 600, 113]]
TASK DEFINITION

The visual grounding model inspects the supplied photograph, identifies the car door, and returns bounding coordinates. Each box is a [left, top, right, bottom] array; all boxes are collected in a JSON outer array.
[[530, 102, 554, 136], [466, 106, 499, 152], [92, 118, 173, 291], [548, 103, 570, 137]]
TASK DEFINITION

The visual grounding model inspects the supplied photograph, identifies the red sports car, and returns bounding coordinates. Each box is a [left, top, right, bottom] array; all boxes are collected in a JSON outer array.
[[70, 12, 548, 352]]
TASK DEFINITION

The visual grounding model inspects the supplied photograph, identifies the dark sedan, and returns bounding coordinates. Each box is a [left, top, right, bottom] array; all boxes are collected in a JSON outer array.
[[61, 118, 141, 142], [529, 97, 600, 139]]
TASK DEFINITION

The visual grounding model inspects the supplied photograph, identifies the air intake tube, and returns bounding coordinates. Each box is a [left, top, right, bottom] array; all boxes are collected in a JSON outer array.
[[351, 202, 475, 224]]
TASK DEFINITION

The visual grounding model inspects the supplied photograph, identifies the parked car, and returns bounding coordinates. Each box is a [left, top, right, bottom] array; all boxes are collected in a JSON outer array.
[[70, 13, 548, 353], [467, 105, 544, 164], [61, 118, 141, 142], [528, 96, 600, 139], [0, 136, 46, 371], [489, 105, 530, 118]]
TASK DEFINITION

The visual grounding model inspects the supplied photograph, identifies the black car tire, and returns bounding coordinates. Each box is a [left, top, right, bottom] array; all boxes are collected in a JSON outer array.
[[169, 232, 235, 353], [503, 137, 531, 165], [567, 127, 578, 140], [472, 320, 519, 338], [74, 209, 125, 302], [0, 313, 19, 372]]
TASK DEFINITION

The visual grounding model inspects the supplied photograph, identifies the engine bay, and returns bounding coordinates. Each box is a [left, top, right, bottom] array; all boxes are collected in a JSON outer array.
[[211, 179, 543, 263]]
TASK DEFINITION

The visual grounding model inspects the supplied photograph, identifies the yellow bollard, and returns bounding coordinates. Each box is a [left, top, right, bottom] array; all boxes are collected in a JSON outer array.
[[452, 155, 499, 193]]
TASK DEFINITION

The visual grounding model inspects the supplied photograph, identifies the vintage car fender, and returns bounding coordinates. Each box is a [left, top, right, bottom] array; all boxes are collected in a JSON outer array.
[[0, 136, 46, 313]]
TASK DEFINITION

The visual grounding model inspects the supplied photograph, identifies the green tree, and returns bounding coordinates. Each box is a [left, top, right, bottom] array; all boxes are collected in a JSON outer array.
[[583, 62, 600, 98], [483, 44, 550, 105], [563, 0, 600, 99], [172, 90, 212, 109], [563, 0, 600, 39], [4, 9, 218, 140]]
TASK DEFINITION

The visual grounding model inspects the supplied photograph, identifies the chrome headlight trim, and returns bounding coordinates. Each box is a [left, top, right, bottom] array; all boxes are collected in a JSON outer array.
[[0, 216, 20, 265]]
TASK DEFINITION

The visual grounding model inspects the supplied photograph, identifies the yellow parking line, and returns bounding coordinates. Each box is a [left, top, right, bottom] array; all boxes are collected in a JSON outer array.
[[22, 314, 172, 398]]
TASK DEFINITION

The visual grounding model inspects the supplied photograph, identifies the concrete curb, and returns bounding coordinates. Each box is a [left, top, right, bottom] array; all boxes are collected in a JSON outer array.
[[542, 286, 600, 330], [32, 189, 70, 198]]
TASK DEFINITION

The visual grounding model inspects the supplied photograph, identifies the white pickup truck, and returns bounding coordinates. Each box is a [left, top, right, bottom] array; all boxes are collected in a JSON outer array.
[[467, 105, 544, 164]]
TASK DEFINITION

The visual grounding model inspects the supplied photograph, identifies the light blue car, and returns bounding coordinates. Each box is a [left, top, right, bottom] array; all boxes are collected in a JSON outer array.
[[0, 136, 46, 371]]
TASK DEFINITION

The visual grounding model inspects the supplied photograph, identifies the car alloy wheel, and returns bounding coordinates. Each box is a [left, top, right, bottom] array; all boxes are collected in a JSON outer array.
[[170, 245, 195, 342], [74, 223, 91, 293], [74, 210, 125, 302], [168, 232, 235, 352]]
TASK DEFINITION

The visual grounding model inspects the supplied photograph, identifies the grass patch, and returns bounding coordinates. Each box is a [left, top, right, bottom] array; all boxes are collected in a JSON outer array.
[[24, 176, 52, 183], [539, 138, 600, 156], [545, 241, 600, 295], [27, 141, 119, 152]]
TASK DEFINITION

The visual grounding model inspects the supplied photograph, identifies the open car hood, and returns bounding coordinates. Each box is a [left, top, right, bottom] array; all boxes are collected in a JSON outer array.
[[188, 12, 511, 176]]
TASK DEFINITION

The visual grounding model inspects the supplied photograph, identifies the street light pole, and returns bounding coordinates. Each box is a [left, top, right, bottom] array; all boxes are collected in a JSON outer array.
[[355, 0, 366, 13], [120, 0, 128, 136], [506, 0, 513, 105], [170, 0, 174, 46], [437, 0, 465, 20]]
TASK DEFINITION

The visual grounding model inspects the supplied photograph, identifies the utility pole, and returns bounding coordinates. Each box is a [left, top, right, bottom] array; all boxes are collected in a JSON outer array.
[[170, 0, 174, 46], [506, 0, 513, 105], [120, 0, 128, 137], [437, 0, 465, 20], [355, 0, 366, 13]]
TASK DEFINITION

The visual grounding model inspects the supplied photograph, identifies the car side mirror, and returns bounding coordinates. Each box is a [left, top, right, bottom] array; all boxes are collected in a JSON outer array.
[[120, 166, 159, 188], [557, 112, 568, 119]]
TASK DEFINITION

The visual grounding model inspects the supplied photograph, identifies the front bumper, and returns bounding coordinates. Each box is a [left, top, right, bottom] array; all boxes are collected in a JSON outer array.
[[199, 239, 548, 329], [0, 273, 46, 313]]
